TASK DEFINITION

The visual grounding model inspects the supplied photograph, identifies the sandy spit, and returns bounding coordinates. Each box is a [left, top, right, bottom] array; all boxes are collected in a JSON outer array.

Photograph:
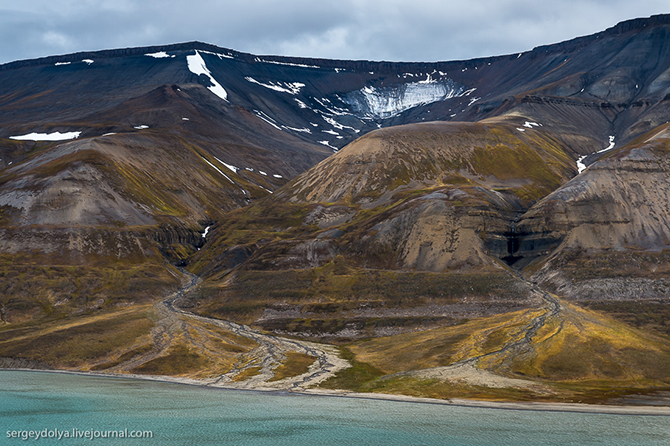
[[3, 368, 670, 416]]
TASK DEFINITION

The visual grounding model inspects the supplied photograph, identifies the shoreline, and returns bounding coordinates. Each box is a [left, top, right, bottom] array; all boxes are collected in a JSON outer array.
[[3, 367, 670, 416]]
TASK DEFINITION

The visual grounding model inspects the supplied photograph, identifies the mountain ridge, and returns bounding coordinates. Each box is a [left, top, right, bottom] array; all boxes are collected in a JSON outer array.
[[4, 14, 670, 70]]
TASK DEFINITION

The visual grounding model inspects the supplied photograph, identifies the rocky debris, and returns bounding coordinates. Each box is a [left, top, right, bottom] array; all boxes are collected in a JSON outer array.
[[304, 205, 356, 229]]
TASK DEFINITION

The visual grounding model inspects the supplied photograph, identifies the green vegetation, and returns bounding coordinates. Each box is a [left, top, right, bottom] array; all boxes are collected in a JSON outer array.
[[349, 309, 542, 373], [0, 253, 180, 323], [90, 344, 153, 371], [233, 366, 262, 382], [362, 377, 543, 402], [131, 344, 210, 376], [194, 265, 526, 329], [509, 302, 670, 383], [551, 249, 670, 280], [0, 307, 155, 368], [269, 352, 317, 381], [583, 301, 670, 336], [319, 347, 385, 391], [316, 299, 670, 402]]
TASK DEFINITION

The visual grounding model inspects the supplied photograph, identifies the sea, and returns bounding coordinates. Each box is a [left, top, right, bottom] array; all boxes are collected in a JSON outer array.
[[1, 370, 668, 445]]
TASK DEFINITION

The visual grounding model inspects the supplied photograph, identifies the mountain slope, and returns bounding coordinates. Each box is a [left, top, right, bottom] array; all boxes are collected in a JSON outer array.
[[1, 15, 670, 402], [185, 118, 577, 338]]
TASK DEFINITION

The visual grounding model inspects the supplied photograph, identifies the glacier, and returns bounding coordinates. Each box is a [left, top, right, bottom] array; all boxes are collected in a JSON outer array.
[[343, 76, 469, 119]]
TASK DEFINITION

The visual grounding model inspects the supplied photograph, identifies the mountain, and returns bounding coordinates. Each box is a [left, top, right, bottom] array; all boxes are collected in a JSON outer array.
[[1, 15, 670, 402]]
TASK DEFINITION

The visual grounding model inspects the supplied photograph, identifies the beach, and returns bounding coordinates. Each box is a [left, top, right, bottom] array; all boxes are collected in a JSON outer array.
[[6, 367, 670, 417]]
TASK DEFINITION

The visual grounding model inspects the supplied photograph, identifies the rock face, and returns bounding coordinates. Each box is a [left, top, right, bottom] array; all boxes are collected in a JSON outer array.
[[519, 129, 670, 253], [512, 128, 670, 324]]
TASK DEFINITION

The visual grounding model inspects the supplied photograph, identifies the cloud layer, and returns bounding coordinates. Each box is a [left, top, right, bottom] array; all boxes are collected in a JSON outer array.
[[0, 0, 668, 64]]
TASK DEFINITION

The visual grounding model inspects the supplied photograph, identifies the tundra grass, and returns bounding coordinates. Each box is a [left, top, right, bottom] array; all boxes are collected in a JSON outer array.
[[362, 377, 545, 402], [0, 257, 180, 323], [193, 266, 529, 327], [334, 299, 670, 402], [269, 352, 317, 381], [508, 302, 670, 382], [232, 366, 262, 382], [0, 306, 155, 368], [131, 344, 210, 376], [349, 308, 543, 374], [319, 347, 385, 391], [89, 344, 154, 371]]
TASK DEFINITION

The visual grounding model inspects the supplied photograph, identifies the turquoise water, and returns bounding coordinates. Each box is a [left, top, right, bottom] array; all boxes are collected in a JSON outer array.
[[0, 371, 668, 445]]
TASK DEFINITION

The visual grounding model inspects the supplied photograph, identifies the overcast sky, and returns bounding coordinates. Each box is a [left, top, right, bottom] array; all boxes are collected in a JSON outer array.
[[0, 1, 668, 65]]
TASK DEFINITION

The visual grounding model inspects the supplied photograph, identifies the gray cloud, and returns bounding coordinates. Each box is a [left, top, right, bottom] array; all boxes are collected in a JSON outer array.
[[0, 0, 668, 64]]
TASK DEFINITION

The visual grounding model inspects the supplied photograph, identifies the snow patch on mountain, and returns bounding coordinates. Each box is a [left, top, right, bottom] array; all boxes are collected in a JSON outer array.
[[187, 51, 228, 101], [245, 77, 305, 94], [254, 58, 319, 68], [145, 51, 174, 58], [283, 125, 311, 133], [576, 155, 587, 173], [200, 156, 233, 183], [598, 135, 616, 153], [318, 140, 338, 151], [199, 50, 234, 60], [314, 98, 351, 117], [253, 110, 282, 130], [320, 116, 359, 133], [214, 156, 239, 174], [10, 131, 81, 141]]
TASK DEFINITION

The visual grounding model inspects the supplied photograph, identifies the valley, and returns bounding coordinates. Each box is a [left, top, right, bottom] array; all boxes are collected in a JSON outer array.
[[1, 14, 670, 405]]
